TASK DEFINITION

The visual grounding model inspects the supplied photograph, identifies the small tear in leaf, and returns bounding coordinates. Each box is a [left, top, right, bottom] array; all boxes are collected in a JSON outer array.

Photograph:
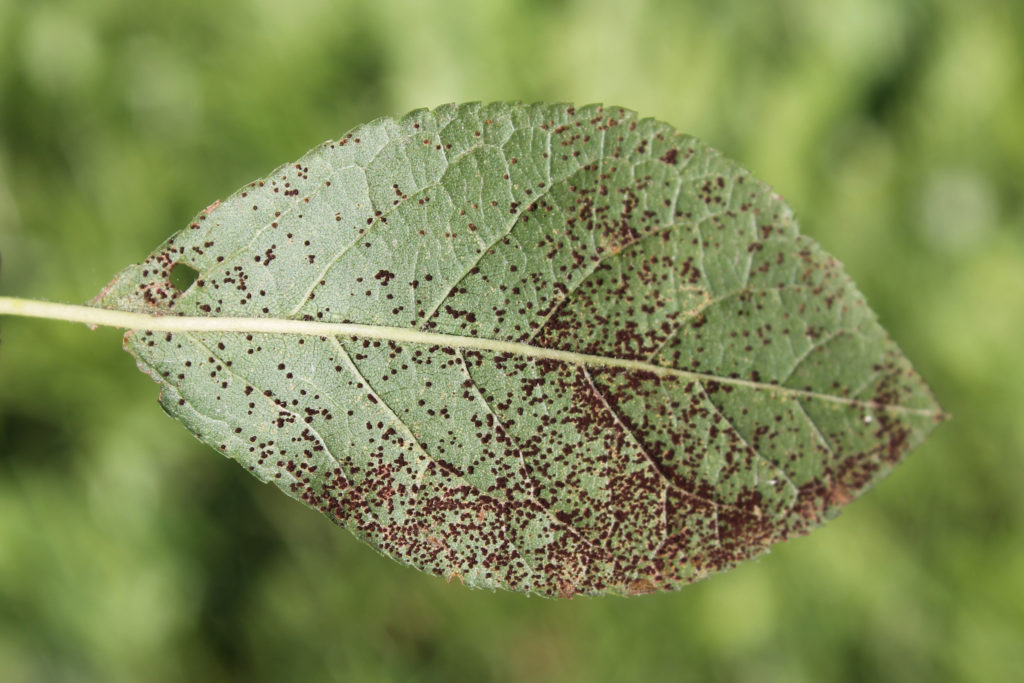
[[168, 262, 199, 293]]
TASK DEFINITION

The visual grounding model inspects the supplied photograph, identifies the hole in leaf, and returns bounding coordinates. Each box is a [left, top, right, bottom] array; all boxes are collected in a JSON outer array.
[[169, 262, 199, 292]]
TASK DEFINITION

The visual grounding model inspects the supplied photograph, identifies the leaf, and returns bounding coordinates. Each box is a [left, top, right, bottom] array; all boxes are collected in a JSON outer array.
[[93, 103, 945, 597]]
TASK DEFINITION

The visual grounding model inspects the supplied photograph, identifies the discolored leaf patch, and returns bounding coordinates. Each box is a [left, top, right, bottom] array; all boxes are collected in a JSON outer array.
[[94, 103, 945, 597]]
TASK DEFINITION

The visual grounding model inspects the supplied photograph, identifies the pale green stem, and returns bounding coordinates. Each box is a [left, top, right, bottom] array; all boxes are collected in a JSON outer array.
[[0, 295, 944, 418]]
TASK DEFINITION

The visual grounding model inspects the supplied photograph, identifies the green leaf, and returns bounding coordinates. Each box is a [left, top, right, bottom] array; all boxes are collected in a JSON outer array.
[[93, 103, 944, 597]]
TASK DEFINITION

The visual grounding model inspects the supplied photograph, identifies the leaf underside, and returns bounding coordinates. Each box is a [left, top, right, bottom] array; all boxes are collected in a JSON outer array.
[[94, 103, 944, 597]]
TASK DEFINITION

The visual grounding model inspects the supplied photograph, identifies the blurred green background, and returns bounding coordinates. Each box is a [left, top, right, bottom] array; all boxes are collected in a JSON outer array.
[[1, 0, 1022, 681]]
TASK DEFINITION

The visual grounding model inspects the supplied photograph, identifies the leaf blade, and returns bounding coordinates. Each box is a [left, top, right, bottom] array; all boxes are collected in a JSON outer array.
[[94, 103, 944, 596]]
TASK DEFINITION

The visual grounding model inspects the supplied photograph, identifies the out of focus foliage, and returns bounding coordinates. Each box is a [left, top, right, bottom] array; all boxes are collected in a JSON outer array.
[[0, 1, 1021, 681]]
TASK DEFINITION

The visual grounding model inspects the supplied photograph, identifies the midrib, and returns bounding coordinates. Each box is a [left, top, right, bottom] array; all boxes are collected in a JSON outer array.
[[0, 296, 943, 418]]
